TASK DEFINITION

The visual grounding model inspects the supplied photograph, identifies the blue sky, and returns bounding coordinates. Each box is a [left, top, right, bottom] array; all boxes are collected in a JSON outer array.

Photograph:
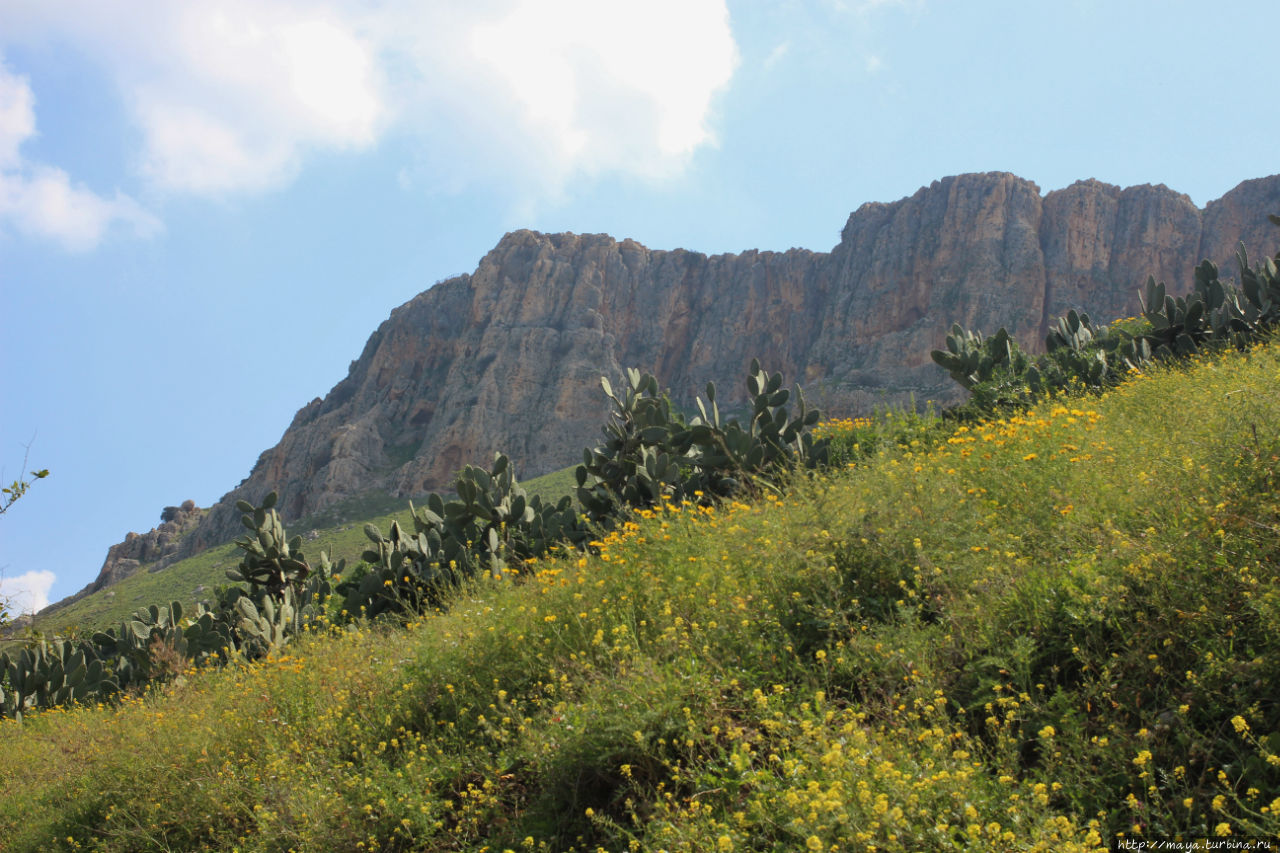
[[1, 0, 1278, 614]]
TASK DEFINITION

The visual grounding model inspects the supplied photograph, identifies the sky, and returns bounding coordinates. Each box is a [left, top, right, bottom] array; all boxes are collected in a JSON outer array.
[[1, 0, 1278, 615]]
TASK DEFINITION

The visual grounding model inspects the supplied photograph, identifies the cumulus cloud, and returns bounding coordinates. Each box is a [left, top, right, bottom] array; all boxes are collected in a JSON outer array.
[[0, 167, 161, 252], [0, 569, 56, 616], [3, 0, 738, 206], [125, 4, 386, 194], [0, 61, 35, 169], [466, 0, 737, 181], [0, 58, 158, 251]]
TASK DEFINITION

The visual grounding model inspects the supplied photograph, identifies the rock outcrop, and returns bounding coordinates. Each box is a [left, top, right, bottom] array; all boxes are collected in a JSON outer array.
[[161, 172, 1280, 552], [54, 501, 204, 609]]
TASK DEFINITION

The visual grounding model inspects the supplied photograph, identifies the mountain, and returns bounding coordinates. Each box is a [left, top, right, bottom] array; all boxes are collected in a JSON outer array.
[[103, 171, 1280, 569]]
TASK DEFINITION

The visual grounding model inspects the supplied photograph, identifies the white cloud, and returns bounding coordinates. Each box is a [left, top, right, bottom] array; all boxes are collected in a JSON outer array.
[[0, 167, 161, 252], [0, 58, 159, 251], [0, 62, 35, 169], [465, 0, 738, 184], [0, 569, 56, 616], [129, 5, 386, 194], [4, 1, 386, 197], [3, 0, 738, 206]]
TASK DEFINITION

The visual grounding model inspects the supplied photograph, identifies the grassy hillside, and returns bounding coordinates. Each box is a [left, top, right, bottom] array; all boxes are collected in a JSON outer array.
[[27, 466, 582, 639], [3, 342, 1279, 851]]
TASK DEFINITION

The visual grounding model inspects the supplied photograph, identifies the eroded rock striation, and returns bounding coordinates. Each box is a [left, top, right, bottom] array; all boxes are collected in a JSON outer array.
[[166, 172, 1280, 551]]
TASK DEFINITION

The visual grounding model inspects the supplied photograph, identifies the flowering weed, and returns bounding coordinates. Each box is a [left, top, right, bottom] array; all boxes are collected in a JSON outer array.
[[3, 343, 1280, 850]]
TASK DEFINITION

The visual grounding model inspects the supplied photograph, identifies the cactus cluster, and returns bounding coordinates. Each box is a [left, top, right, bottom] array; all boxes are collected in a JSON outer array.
[[575, 360, 827, 521], [227, 590, 293, 655], [1024, 309, 1151, 397], [227, 491, 311, 597], [684, 359, 825, 495], [1138, 236, 1280, 357], [0, 639, 117, 721], [214, 495, 335, 658], [1, 598, 238, 720], [574, 369, 688, 521], [92, 600, 213, 687], [930, 326, 1026, 390], [0, 495, 342, 720], [341, 453, 588, 619], [0, 599, 234, 721], [933, 215, 1280, 410]]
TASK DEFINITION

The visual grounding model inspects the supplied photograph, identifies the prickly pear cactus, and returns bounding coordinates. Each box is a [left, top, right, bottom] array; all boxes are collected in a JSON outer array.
[[574, 369, 692, 522], [930, 325, 1019, 390], [0, 638, 118, 720], [935, 214, 1280, 411], [228, 492, 312, 598]]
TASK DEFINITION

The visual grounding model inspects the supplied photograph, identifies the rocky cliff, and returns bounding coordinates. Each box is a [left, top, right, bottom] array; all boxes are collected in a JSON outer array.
[[176, 172, 1279, 551], [57, 501, 205, 607]]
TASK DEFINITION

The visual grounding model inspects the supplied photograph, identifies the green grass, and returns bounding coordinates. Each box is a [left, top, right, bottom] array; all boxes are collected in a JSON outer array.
[[29, 468, 583, 639], [4, 343, 1280, 851]]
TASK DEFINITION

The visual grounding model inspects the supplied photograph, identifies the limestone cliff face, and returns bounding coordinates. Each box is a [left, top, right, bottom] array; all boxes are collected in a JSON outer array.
[[180, 172, 1280, 550]]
